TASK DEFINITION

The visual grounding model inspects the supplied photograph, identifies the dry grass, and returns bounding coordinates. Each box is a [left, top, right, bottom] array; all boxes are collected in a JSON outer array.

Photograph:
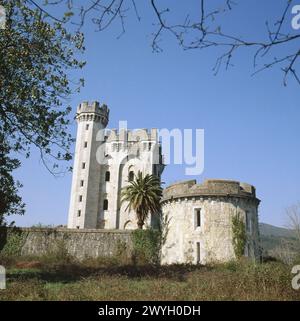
[[0, 256, 299, 301]]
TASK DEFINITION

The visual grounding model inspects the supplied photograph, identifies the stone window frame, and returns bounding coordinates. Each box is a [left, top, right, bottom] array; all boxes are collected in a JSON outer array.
[[196, 241, 201, 264], [105, 171, 110, 182], [103, 199, 108, 211], [193, 207, 203, 230]]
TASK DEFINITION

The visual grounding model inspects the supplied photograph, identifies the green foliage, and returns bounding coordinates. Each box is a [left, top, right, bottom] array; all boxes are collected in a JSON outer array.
[[0, 228, 27, 256], [121, 171, 163, 229], [131, 229, 161, 265], [0, 135, 25, 224], [0, 0, 85, 221], [232, 214, 247, 259]]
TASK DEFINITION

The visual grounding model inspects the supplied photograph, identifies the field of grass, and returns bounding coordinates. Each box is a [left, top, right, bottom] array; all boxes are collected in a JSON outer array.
[[0, 255, 299, 301]]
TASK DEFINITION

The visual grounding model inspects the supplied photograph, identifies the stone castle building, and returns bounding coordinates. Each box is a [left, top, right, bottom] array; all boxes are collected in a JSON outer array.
[[161, 179, 260, 264], [68, 101, 261, 264], [68, 101, 164, 230]]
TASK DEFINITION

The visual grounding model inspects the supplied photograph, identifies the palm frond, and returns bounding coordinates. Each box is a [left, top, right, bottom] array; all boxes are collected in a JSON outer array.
[[120, 171, 163, 228]]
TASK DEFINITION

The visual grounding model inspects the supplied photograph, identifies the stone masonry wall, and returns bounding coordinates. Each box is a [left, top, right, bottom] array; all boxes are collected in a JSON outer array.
[[0, 228, 133, 260]]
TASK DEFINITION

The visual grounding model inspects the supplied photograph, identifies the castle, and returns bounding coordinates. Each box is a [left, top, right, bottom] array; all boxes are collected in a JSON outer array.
[[68, 101, 261, 264]]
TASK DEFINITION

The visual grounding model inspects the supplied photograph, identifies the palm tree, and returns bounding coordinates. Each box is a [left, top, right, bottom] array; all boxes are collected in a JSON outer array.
[[121, 171, 163, 229]]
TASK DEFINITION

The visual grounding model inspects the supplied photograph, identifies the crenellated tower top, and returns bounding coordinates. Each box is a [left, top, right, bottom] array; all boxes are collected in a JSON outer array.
[[76, 101, 109, 127]]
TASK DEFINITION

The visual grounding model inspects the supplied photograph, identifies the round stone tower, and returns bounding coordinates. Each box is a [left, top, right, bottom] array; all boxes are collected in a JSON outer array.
[[68, 101, 109, 229], [161, 179, 260, 265]]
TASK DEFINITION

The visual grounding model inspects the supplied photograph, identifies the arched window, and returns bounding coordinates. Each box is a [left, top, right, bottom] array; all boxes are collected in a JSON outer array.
[[128, 171, 134, 182], [103, 199, 108, 211], [105, 171, 110, 182]]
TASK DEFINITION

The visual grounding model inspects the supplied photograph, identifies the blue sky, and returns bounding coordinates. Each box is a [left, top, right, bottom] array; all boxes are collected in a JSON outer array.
[[10, 0, 300, 228]]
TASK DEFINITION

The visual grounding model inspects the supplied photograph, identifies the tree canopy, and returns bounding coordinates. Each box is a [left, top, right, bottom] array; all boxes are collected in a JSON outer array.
[[0, 0, 85, 224]]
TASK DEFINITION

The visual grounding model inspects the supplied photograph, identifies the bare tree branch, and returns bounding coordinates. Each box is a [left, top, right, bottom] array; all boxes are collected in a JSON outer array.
[[28, 0, 300, 86]]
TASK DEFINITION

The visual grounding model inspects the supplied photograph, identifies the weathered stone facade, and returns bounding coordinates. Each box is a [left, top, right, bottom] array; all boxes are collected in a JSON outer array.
[[0, 228, 132, 260], [66, 101, 261, 265], [68, 101, 164, 230], [161, 179, 260, 264]]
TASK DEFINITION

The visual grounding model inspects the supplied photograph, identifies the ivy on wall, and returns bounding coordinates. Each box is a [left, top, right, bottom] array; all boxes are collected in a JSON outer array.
[[232, 214, 247, 259], [0, 227, 28, 256]]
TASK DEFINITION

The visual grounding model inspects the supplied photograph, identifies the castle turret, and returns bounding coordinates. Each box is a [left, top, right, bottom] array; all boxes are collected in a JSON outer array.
[[161, 179, 260, 264], [68, 101, 109, 229]]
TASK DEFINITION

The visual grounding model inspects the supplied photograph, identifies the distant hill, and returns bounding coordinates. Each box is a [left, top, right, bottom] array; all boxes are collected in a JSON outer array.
[[259, 223, 295, 238], [259, 223, 298, 253]]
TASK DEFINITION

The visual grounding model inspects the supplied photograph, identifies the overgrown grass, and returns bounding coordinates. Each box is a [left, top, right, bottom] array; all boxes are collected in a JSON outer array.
[[0, 255, 299, 301]]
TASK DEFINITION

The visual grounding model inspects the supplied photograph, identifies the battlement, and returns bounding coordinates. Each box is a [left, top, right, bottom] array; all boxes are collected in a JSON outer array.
[[76, 101, 109, 126], [106, 128, 159, 142], [163, 179, 259, 202]]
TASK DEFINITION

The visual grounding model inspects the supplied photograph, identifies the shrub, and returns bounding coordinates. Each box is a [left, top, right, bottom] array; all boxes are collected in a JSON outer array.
[[131, 229, 161, 265], [0, 227, 27, 257]]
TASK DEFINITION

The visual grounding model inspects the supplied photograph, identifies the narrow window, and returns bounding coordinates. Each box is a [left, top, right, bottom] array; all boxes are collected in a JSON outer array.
[[128, 171, 134, 182], [196, 242, 201, 264], [80, 180, 84, 187], [195, 209, 201, 228], [148, 142, 152, 151], [79, 195, 83, 202], [82, 162, 86, 169], [105, 171, 110, 182], [76, 226, 80, 229], [103, 199, 108, 211], [86, 124, 89, 130], [77, 210, 81, 217], [84, 141, 88, 148]]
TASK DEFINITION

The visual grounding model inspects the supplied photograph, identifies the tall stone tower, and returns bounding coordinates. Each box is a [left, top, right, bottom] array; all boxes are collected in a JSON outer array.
[[68, 101, 109, 229], [68, 100, 164, 230]]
